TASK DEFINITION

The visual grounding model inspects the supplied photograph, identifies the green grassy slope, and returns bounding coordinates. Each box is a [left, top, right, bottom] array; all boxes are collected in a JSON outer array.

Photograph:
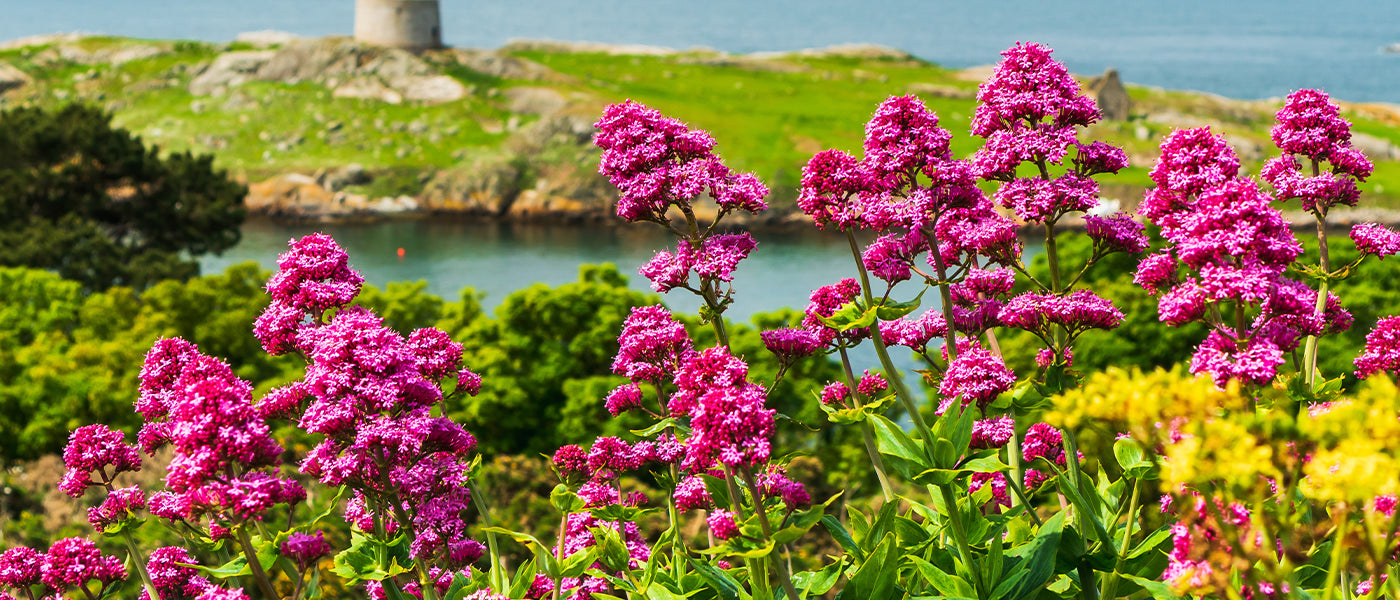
[[3, 35, 1399, 209]]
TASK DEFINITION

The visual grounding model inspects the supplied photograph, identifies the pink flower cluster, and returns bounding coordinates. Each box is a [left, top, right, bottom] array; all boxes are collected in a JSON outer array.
[[594, 101, 768, 223], [611, 305, 696, 386], [141, 546, 249, 600], [673, 347, 775, 471], [0, 539, 127, 600], [802, 278, 869, 347], [971, 42, 1126, 227], [253, 233, 365, 354], [1260, 89, 1372, 214], [1356, 316, 1400, 378], [938, 339, 1017, 412], [638, 232, 758, 293], [1137, 127, 1344, 386], [57, 424, 141, 498]]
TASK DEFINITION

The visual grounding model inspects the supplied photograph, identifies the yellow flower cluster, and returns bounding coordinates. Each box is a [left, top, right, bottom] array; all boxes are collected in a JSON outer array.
[[1045, 366, 1245, 442], [1299, 375, 1400, 503], [1163, 417, 1285, 492]]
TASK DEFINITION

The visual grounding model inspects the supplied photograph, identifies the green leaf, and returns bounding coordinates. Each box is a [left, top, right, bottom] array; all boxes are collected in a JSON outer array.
[[595, 527, 632, 572], [589, 503, 659, 522], [443, 570, 471, 600], [962, 454, 1012, 474], [982, 525, 1005, 594], [836, 532, 901, 600], [870, 414, 930, 478], [509, 558, 538, 599], [873, 290, 924, 321], [632, 417, 681, 438], [483, 527, 560, 580], [1113, 438, 1152, 480], [687, 558, 746, 600], [821, 515, 865, 562], [187, 555, 255, 579], [793, 559, 844, 596], [998, 511, 1066, 600], [551, 484, 586, 513], [1120, 574, 1183, 600], [562, 547, 599, 579], [908, 555, 975, 598], [817, 300, 877, 331]]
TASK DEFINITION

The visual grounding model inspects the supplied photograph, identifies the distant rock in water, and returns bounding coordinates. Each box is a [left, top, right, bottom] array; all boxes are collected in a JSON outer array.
[[1088, 68, 1132, 121]]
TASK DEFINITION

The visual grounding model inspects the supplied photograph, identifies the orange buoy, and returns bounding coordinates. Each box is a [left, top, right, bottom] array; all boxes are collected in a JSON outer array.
[[397, 247, 405, 259]]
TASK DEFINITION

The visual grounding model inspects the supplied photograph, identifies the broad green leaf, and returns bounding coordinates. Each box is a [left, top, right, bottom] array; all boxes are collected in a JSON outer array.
[[687, 558, 746, 600], [821, 515, 865, 562], [908, 555, 975, 598], [874, 291, 924, 321], [817, 300, 877, 331], [633, 417, 682, 437], [551, 484, 586, 513], [870, 414, 930, 478], [998, 511, 1066, 600], [1120, 574, 1183, 600], [793, 559, 845, 596], [1113, 439, 1151, 479], [836, 532, 901, 600], [484, 527, 560, 580], [509, 558, 537, 599]]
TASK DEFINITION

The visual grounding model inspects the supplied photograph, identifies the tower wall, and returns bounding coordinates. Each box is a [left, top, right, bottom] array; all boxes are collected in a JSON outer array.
[[354, 0, 442, 50]]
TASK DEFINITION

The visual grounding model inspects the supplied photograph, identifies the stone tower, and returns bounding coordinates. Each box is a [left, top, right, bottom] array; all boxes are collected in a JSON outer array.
[[354, 0, 442, 50]]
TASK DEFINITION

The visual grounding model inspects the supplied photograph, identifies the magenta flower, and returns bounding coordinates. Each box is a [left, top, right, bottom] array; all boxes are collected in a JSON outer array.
[[939, 339, 1016, 411], [797, 149, 873, 231], [40, 537, 125, 591], [856, 370, 888, 397], [1270, 89, 1363, 162], [58, 424, 142, 498], [674, 475, 713, 511], [672, 347, 774, 471], [1075, 141, 1130, 176], [594, 101, 767, 223], [1190, 330, 1286, 388], [802, 278, 868, 346], [693, 233, 758, 282], [708, 509, 740, 540], [1356, 316, 1400, 378], [758, 467, 812, 509], [999, 290, 1125, 340], [969, 472, 1011, 508], [880, 310, 949, 350], [0, 547, 42, 589], [760, 328, 823, 364], [604, 383, 644, 417], [992, 173, 1100, 222], [1021, 423, 1067, 491], [1134, 251, 1178, 293], [1139, 127, 1240, 228], [971, 42, 1100, 181], [86, 486, 147, 531], [1084, 213, 1149, 254], [254, 233, 364, 354], [552, 444, 588, 483], [862, 232, 920, 284], [1352, 222, 1400, 258], [820, 381, 850, 408], [863, 94, 954, 179], [970, 416, 1016, 450], [612, 305, 695, 385], [144, 546, 212, 600]]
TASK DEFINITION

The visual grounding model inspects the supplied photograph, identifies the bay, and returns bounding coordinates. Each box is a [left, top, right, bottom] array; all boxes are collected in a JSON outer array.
[[5, 0, 1400, 102]]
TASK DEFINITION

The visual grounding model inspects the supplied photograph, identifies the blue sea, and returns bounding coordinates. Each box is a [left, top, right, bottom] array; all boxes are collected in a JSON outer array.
[[3, 0, 1399, 102]]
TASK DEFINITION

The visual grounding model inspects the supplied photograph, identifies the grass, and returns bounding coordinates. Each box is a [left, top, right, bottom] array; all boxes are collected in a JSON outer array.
[[3, 36, 1400, 210]]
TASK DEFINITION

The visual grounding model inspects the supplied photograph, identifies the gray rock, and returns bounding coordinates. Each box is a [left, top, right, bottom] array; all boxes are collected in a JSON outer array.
[[234, 30, 300, 48], [1088, 68, 1132, 121], [189, 50, 275, 95], [399, 75, 467, 103], [448, 49, 560, 81], [502, 86, 566, 115], [332, 77, 403, 104], [0, 62, 31, 94]]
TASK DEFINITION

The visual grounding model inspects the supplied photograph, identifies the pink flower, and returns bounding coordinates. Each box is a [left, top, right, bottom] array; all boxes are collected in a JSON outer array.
[[971, 42, 1099, 180], [674, 475, 713, 510], [1352, 222, 1400, 258], [856, 370, 888, 397], [144, 546, 212, 600], [797, 149, 872, 231], [281, 532, 333, 571], [612, 305, 694, 385], [802, 278, 867, 346], [40, 538, 125, 591], [1190, 330, 1286, 387], [708, 509, 740, 540], [678, 350, 775, 471], [254, 234, 364, 354], [86, 486, 147, 531], [58, 424, 141, 497], [1084, 213, 1149, 254], [820, 382, 850, 408], [594, 101, 766, 222], [760, 328, 822, 363], [604, 383, 644, 417], [1356, 316, 1400, 378], [939, 339, 1016, 411], [863, 94, 953, 179], [970, 416, 1015, 450], [0, 547, 43, 588]]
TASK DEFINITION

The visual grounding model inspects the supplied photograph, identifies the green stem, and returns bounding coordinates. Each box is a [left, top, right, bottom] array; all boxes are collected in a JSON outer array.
[[1302, 278, 1331, 389], [723, 468, 771, 600], [236, 526, 281, 600], [552, 513, 568, 600], [1061, 430, 1098, 600], [836, 346, 895, 501], [1044, 222, 1067, 352], [1099, 478, 1141, 600], [1322, 512, 1349, 600], [668, 463, 686, 583], [468, 476, 508, 594], [843, 230, 935, 445], [1007, 432, 1025, 510], [119, 530, 160, 600], [741, 471, 801, 600], [937, 484, 985, 596]]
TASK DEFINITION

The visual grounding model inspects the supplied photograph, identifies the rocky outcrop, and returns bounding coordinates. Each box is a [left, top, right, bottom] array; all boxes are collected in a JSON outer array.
[[189, 37, 468, 103], [246, 173, 419, 220], [906, 82, 975, 100], [1088, 68, 1132, 121], [436, 48, 565, 82], [0, 62, 31, 94]]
